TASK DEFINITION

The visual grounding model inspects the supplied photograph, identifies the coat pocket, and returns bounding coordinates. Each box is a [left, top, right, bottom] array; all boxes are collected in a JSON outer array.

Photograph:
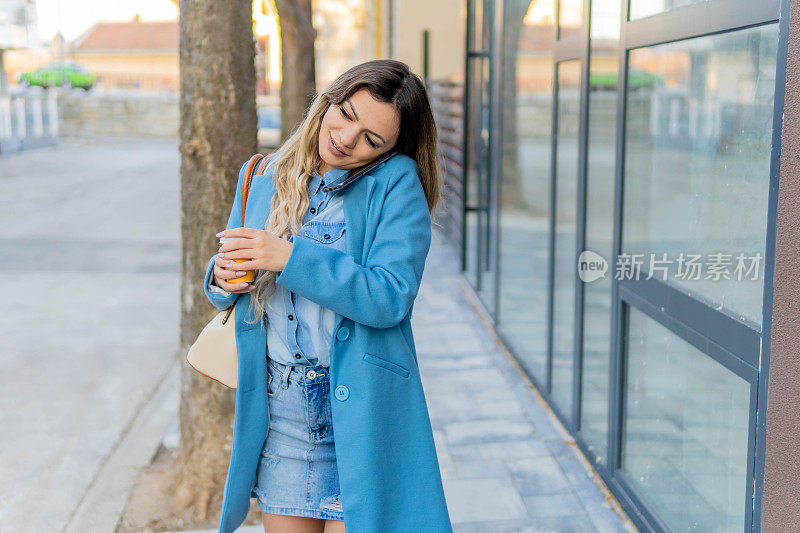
[[362, 352, 410, 378]]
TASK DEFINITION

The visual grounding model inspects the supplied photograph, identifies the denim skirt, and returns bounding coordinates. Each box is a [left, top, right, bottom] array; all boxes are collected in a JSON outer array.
[[253, 356, 345, 521]]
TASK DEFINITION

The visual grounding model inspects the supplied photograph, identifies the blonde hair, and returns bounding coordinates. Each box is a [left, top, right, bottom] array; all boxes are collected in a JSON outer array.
[[245, 59, 441, 325]]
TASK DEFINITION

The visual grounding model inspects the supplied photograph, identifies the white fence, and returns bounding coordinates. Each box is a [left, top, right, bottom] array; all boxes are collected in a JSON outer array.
[[0, 89, 58, 155]]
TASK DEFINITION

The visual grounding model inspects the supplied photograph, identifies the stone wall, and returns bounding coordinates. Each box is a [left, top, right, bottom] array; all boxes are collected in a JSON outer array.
[[57, 90, 178, 139]]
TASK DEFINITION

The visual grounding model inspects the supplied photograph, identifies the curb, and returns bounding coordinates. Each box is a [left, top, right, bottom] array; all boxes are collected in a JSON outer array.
[[63, 358, 180, 533]]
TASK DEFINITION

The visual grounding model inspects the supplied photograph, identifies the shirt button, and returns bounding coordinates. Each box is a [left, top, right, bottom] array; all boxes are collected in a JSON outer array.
[[295, 353, 302, 359], [288, 314, 294, 320], [336, 326, 350, 341], [334, 385, 349, 401], [310, 207, 316, 214]]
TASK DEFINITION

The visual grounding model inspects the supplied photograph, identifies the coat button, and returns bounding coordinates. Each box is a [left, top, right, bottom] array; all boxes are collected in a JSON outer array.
[[306, 369, 317, 379], [295, 353, 302, 359], [288, 314, 294, 320], [310, 207, 316, 214], [336, 326, 350, 341], [334, 385, 349, 401]]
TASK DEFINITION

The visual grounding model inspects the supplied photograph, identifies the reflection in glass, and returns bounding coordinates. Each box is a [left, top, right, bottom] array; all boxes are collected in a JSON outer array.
[[558, 0, 582, 39], [623, 25, 779, 326], [550, 60, 580, 418], [622, 307, 750, 531], [579, 0, 620, 465], [629, 0, 707, 20], [497, 0, 555, 383]]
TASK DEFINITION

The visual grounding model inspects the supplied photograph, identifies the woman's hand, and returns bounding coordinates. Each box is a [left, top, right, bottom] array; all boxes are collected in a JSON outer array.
[[215, 227, 294, 273], [212, 255, 256, 293]]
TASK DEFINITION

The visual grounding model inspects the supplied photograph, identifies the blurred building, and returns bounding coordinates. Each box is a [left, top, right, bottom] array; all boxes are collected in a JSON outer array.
[[0, 0, 39, 95], [0, 0, 55, 155], [70, 15, 178, 92]]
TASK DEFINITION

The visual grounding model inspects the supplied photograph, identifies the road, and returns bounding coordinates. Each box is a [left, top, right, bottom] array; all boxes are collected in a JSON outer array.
[[0, 138, 180, 531]]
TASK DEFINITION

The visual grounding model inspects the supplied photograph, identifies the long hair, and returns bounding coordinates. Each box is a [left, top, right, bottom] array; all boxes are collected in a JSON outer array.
[[244, 59, 441, 325]]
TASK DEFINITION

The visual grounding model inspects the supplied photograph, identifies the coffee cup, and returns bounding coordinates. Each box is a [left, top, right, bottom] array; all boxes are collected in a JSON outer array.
[[219, 237, 255, 283]]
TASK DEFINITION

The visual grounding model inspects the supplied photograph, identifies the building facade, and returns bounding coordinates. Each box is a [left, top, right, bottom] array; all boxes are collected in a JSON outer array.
[[418, 0, 798, 531]]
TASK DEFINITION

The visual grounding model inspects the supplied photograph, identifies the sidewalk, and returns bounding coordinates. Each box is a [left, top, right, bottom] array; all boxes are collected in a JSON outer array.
[[173, 227, 636, 533], [410, 228, 636, 533]]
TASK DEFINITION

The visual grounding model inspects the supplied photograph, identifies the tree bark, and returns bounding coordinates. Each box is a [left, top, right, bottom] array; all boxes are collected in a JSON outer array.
[[275, 0, 317, 141], [500, 0, 532, 209], [175, 0, 257, 521]]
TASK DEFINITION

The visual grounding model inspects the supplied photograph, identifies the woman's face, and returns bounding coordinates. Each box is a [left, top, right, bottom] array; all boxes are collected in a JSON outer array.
[[318, 87, 400, 174]]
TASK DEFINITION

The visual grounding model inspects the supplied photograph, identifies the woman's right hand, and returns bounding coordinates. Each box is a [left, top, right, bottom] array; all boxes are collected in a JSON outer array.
[[213, 255, 256, 293]]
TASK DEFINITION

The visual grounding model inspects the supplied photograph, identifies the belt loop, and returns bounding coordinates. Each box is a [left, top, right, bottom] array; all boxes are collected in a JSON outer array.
[[282, 364, 292, 388]]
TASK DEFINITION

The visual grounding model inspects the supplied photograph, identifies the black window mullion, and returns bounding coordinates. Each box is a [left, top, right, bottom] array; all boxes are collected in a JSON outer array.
[[619, 282, 759, 380], [618, 277, 761, 369], [624, 0, 780, 50], [607, 0, 630, 486], [572, 0, 592, 435]]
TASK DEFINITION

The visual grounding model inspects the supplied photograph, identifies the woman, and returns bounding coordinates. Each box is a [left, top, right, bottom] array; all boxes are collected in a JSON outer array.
[[203, 59, 453, 533]]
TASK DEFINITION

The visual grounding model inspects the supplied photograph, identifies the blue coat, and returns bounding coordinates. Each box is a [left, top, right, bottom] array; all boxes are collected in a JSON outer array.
[[203, 153, 453, 533]]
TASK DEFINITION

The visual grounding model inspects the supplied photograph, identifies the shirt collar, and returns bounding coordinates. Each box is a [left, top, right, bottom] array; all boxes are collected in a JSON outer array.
[[311, 166, 349, 194]]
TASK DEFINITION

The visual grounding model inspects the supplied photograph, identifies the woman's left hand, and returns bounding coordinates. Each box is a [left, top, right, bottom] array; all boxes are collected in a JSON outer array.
[[216, 227, 293, 272]]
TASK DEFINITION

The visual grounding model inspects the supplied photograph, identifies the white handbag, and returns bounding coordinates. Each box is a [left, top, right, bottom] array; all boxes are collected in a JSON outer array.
[[186, 153, 269, 389]]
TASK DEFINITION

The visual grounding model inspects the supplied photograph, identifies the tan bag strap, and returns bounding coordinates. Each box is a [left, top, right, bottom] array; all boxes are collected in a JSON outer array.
[[240, 154, 261, 227], [255, 153, 272, 175], [222, 153, 273, 313], [240, 153, 274, 226]]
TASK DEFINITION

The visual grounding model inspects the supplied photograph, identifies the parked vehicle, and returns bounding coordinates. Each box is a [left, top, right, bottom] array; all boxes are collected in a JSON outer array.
[[257, 106, 281, 148], [17, 61, 95, 90], [590, 67, 661, 91]]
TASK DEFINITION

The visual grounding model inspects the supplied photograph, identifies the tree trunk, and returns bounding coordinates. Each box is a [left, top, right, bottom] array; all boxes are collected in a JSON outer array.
[[500, 0, 531, 209], [275, 0, 316, 141], [175, 0, 257, 521]]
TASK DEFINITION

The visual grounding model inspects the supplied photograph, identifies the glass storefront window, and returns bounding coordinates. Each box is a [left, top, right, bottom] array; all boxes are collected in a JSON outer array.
[[550, 59, 581, 417], [579, 0, 621, 465], [622, 306, 750, 531], [558, 0, 582, 39], [497, 0, 555, 383], [622, 24, 779, 326]]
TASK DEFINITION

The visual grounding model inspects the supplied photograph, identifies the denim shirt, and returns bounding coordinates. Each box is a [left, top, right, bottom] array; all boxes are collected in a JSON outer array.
[[208, 166, 350, 367]]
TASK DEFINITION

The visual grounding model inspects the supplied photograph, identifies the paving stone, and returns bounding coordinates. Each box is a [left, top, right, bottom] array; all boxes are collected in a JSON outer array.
[[586, 500, 635, 533], [523, 492, 585, 518], [454, 516, 597, 533], [442, 478, 527, 523], [506, 456, 573, 496], [470, 387, 521, 405], [444, 418, 537, 445], [453, 458, 513, 481], [432, 429, 457, 480], [421, 354, 495, 371], [449, 440, 552, 461], [473, 398, 526, 418], [444, 367, 510, 388], [427, 400, 478, 425], [453, 520, 541, 532]]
